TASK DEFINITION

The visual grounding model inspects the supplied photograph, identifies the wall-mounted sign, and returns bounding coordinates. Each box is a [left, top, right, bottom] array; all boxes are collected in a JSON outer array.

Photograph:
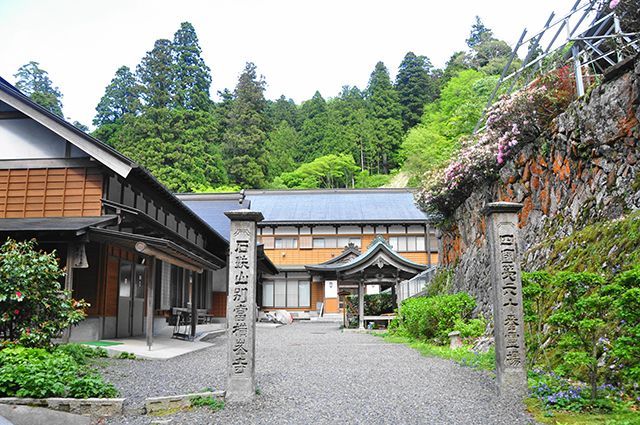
[[325, 280, 338, 298]]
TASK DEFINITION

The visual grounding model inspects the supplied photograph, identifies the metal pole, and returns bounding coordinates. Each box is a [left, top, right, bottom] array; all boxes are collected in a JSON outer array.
[[572, 45, 585, 96]]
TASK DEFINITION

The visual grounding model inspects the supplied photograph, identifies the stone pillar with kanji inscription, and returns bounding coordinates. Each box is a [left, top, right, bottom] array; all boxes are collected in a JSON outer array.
[[484, 202, 527, 398], [224, 209, 263, 403]]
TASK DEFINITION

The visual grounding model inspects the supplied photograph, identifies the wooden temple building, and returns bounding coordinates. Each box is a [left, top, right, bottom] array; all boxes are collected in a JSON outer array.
[[0, 77, 278, 343], [180, 189, 439, 328]]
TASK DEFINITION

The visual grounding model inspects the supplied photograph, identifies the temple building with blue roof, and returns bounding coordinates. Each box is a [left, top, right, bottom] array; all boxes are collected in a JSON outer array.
[[178, 188, 439, 323]]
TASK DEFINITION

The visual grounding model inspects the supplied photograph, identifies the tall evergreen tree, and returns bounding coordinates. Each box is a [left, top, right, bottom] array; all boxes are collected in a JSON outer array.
[[93, 66, 141, 126], [137, 39, 174, 109], [466, 16, 493, 48], [395, 52, 438, 131], [325, 86, 374, 171], [222, 62, 269, 188], [14, 61, 63, 117], [298, 91, 330, 162], [365, 62, 403, 174], [171, 22, 212, 110], [266, 95, 298, 129], [104, 108, 227, 192], [264, 121, 299, 180]]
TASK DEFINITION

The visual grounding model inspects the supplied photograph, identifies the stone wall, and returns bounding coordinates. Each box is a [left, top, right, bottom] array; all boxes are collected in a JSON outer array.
[[440, 59, 640, 315]]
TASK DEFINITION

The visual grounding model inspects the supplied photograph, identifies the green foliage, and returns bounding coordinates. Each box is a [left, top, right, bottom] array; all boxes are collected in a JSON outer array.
[[324, 86, 375, 171], [453, 317, 486, 338], [137, 39, 175, 109], [466, 16, 493, 48], [104, 108, 227, 192], [191, 395, 225, 411], [522, 269, 640, 405], [171, 22, 212, 110], [541, 210, 640, 274], [264, 121, 299, 180], [55, 343, 108, 365], [382, 333, 495, 371], [298, 91, 331, 162], [604, 267, 640, 398], [93, 66, 140, 126], [395, 52, 438, 130], [547, 272, 609, 401], [528, 369, 626, 414], [392, 293, 476, 343], [424, 268, 454, 296], [365, 61, 403, 173], [222, 62, 269, 188], [276, 154, 359, 189], [400, 70, 497, 180], [14, 61, 64, 117], [347, 293, 394, 316], [0, 346, 117, 398], [354, 170, 392, 188], [0, 239, 88, 348], [116, 351, 136, 359]]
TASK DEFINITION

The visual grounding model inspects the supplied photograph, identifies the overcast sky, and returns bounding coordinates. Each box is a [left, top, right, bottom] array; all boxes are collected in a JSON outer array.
[[0, 0, 577, 127]]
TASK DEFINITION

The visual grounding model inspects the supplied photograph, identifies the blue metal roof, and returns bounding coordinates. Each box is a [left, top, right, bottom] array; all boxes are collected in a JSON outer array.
[[179, 189, 429, 239], [182, 197, 248, 241], [248, 189, 428, 223]]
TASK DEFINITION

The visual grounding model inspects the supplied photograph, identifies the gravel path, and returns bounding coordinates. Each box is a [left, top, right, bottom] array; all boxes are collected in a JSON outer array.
[[103, 322, 535, 425]]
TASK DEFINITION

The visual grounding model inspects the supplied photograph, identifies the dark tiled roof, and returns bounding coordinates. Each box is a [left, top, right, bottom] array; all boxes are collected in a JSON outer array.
[[0, 216, 117, 231]]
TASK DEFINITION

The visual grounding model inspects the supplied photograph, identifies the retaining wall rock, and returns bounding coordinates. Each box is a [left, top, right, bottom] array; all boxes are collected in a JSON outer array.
[[440, 58, 640, 316]]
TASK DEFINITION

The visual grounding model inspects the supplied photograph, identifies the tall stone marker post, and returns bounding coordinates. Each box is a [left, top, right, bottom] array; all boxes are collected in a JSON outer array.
[[224, 209, 263, 403], [484, 202, 527, 398]]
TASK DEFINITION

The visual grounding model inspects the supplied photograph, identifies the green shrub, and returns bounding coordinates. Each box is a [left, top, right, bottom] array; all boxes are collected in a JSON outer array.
[[54, 343, 108, 365], [523, 269, 640, 406], [454, 317, 486, 338], [0, 346, 117, 398], [0, 238, 89, 347], [394, 292, 476, 343]]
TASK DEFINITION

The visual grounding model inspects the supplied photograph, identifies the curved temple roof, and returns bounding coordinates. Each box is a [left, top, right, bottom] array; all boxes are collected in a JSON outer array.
[[306, 236, 427, 279]]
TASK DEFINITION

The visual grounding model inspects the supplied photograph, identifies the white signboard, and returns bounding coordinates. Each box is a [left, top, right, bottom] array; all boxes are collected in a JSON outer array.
[[324, 280, 338, 298]]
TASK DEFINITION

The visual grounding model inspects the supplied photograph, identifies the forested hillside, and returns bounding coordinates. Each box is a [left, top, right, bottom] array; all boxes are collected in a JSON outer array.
[[12, 18, 516, 192]]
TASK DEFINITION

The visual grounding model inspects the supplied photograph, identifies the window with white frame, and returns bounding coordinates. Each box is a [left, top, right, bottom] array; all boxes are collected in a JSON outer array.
[[312, 237, 361, 249], [389, 236, 426, 252], [262, 279, 311, 308], [274, 237, 298, 249]]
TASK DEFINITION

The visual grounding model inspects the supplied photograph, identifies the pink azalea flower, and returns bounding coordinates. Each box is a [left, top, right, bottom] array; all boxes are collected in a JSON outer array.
[[609, 0, 620, 8]]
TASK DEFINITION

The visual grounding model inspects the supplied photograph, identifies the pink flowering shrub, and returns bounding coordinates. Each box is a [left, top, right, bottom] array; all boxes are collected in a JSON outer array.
[[418, 66, 575, 216]]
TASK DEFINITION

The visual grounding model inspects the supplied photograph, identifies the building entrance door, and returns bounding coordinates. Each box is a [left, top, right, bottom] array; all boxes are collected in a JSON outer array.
[[117, 261, 146, 337]]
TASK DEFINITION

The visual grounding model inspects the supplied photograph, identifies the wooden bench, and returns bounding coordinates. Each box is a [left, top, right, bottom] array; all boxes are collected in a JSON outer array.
[[363, 315, 396, 328]]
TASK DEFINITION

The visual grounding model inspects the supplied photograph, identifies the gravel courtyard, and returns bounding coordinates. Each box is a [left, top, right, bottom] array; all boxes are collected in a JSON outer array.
[[103, 322, 535, 425]]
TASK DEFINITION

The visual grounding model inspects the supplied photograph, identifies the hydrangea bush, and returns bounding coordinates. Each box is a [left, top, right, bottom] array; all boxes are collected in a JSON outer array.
[[418, 66, 575, 216]]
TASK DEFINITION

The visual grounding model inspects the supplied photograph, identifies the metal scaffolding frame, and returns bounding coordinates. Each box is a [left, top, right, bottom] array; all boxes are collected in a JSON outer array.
[[474, 0, 640, 133]]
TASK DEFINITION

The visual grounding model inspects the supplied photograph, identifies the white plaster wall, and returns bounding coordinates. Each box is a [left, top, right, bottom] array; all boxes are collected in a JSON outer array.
[[0, 119, 88, 159]]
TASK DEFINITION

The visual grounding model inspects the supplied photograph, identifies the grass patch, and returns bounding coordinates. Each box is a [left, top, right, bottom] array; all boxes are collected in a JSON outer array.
[[525, 398, 640, 425], [191, 395, 224, 412], [148, 406, 187, 417], [380, 333, 495, 371]]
